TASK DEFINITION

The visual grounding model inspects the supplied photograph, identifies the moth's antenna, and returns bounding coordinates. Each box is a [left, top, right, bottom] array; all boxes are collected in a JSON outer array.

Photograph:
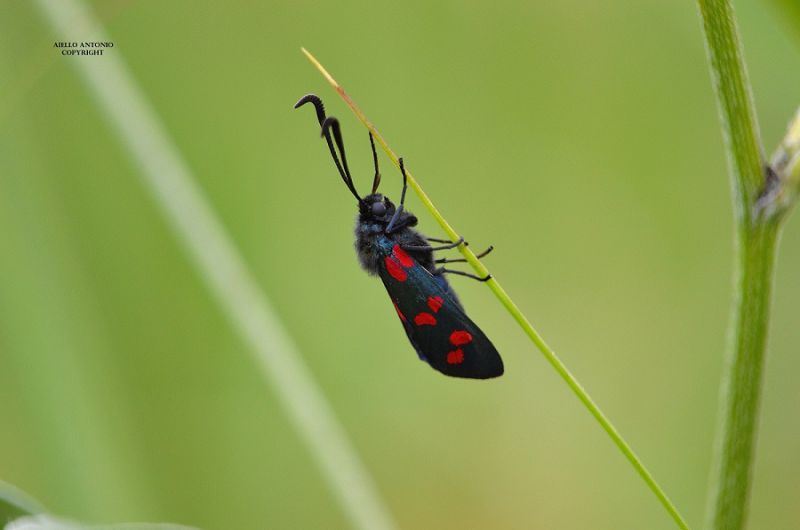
[[385, 157, 408, 233], [369, 132, 381, 194], [320, 116, 362, 203], [294, 94, 363, 203]]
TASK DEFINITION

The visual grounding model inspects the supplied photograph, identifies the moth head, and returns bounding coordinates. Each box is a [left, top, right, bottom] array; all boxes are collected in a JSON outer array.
[[359, 193, 394, 222]]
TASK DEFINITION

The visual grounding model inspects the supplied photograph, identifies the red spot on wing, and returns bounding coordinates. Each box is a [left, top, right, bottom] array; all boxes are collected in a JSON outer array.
[[392, 244, 414, 268], [393, 301, 407, 322], [384, 256, 407, 282], [447, 349, 465, 364], [414, 312, 437, 326], [427, 296, 444, 313], [449, 330, 473, 346]]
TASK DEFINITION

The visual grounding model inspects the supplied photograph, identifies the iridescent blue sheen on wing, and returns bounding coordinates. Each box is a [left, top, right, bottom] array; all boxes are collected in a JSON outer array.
[[376, 236, 503, 379]]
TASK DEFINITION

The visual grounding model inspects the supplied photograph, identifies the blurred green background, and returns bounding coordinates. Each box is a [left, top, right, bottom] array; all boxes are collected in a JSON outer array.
[[1, 0, 799, 528]]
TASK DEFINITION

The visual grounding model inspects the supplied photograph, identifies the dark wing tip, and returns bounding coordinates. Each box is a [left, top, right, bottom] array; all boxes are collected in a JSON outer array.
[[485, 359, 505, 379], [470, 354, 504, 380], [433, 347, 504, 380]]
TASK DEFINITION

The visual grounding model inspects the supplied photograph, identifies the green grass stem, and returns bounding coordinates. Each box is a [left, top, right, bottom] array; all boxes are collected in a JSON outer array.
[[302, 47, 692, 530], [696, 2, 796, 530], [33, 3, 397, 529]]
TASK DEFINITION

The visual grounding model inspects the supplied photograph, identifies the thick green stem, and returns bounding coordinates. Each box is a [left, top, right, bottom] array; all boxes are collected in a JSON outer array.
[[697, 0, 764, 224], [705, 223, 778, 530], [696, 2, 787, 529]]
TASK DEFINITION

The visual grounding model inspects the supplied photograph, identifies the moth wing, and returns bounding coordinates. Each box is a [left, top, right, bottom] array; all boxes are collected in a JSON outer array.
[[379, 246, 504, 379]]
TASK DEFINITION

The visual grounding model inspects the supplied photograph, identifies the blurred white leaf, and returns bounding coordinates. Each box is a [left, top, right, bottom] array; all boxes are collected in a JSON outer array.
[[0, 480, 46, 522], [5, 515, 200, 530]]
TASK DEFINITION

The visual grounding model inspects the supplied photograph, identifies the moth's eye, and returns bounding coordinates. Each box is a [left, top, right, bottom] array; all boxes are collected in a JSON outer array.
[[371, 202, 387, 216]]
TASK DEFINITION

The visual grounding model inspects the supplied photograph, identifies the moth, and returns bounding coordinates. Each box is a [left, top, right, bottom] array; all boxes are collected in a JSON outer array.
[[295, 94, 503, 379]]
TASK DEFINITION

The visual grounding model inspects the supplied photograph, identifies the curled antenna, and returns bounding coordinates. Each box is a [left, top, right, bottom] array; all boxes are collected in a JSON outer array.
[[294, 94, 363, 203], [320, 116, 361, 203]]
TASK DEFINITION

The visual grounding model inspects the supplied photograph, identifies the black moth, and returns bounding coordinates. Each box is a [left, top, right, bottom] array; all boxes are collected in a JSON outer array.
[[295, 94, 503, 379]]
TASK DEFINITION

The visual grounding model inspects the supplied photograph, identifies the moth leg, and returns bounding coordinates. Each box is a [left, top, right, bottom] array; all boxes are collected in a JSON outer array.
[[435, 245, 494, 264], [427, 236, 472, 245], [384, 214, 417, 233], [435, 267, 491, 282], [403, 236, 465, 252]]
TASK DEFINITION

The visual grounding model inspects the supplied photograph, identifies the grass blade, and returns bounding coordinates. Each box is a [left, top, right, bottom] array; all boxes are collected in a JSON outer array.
[[30, 3, 397, 530], [301, 47, 692, 530]]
